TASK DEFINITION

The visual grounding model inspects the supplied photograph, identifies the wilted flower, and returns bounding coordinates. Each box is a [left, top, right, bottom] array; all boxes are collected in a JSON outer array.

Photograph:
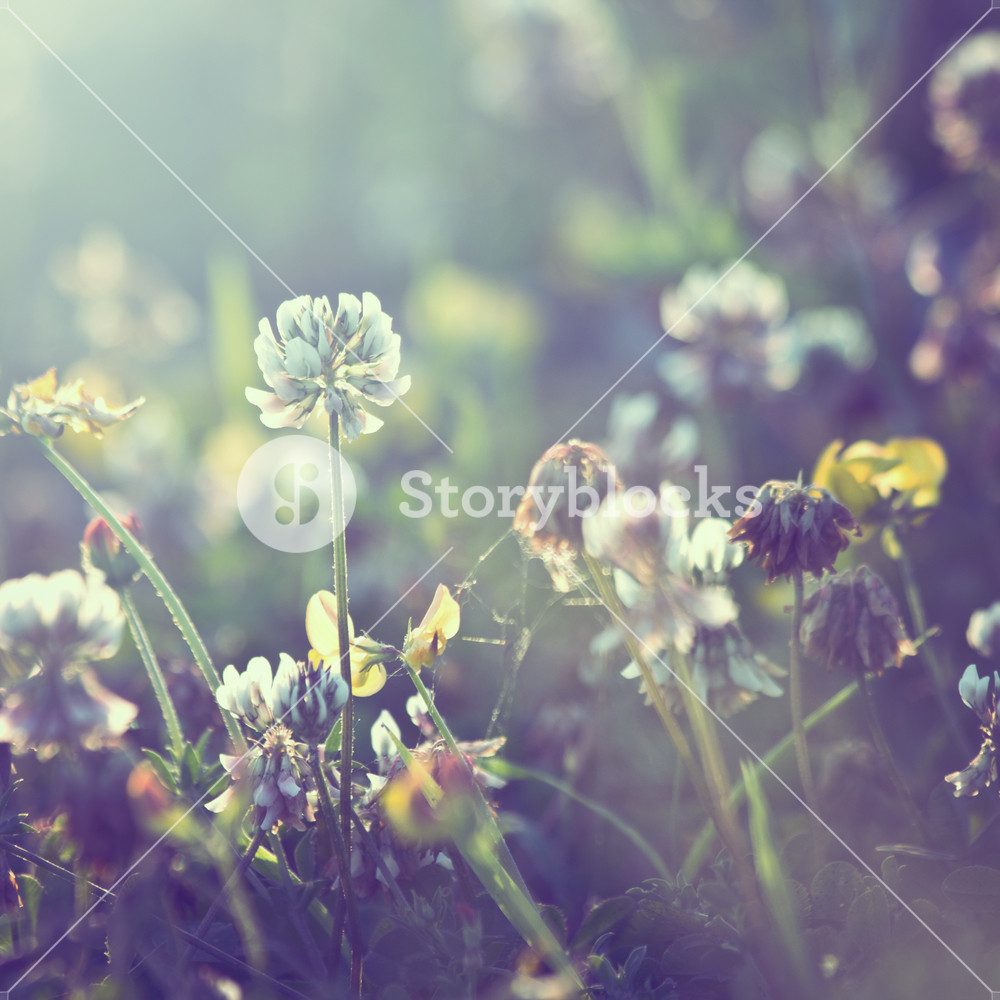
[[728, 479, 859, 583], [968, 602, 1000, 657], [945, 665, 1000, 797], [305, 590, 394, 697], [0, 570, 124, 671], [246, 292, 411, 441], [0, 368, 143, 439], [402, 584, 460, 671], [81, 513, 142, 591], [215, 657, 277, 732], [515, 440, 619, 592], [0, 666, 137, 759], [206, 723, 315, 832], [929, 31, 1000, 173], [800, 566, 916, 676], [271, 651, 349, 746]]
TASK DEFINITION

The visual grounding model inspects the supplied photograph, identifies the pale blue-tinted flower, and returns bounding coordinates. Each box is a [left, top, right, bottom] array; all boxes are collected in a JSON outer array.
[[967, 603, 1000, 658], [946, 665, 1000, 797], [205, 723, 315, 832], [272, 652, 348, 746], [246, 292, 411, 440], [215, 657, 277, 732]]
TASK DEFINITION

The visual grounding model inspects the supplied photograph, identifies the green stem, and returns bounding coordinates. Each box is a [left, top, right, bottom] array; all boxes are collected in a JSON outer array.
[[350, 804, 411, 913], [481, 758, 671, 881], [121, 590, 185, 762], [186, 826, 267, 964], [402, 663, 582, 989], [269, 830, 327, 979], [682, 681, 858, 878], [35, 439, 245, 751], [582, 554, 710, 813], [309, 745, 362, 997], [857, 674, 931, 843], [327, 413, 355, 878], [897, 542, 971, 756], [789, 573, 816, 808]]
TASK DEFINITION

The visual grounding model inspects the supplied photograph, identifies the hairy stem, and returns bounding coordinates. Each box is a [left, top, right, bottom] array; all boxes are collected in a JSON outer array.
[[121, 590, 185, 762], [310, 745, 363, 997], [857, 674, 930, 842], [36, 440, 244, 750]]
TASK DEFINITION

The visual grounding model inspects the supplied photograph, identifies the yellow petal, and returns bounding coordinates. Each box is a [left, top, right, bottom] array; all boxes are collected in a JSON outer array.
[[305, 590, 353, 657], [418, 584, 461, 642], [351, 660, 387, 697]]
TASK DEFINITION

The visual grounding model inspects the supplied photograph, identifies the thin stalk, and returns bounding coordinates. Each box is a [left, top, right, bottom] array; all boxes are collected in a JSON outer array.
[[327, 414, 355, 870], [402, 663, 583, 990], [582, 554, 710, 812], [350, 804, 411, 913], [789, 573, 816, 808], [682, 681, 859, 878], [121, 590, 185, 761], [309, 745, 362, 997], [857, 674, 931, 843], [268, 830, 326, 979], [897, 542, 972, 756], [35, 440, 244, 750], [186, 826, 267, 964]]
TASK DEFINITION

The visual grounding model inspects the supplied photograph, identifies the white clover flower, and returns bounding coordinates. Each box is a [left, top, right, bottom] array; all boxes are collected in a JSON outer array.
[[0, 569, 123, 670], [215, 656, 277, 732], [246, 292, 411, 441]]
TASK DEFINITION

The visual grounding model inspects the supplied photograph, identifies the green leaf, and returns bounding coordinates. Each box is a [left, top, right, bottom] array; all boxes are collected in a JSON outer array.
[[942, 864, 1000, 916], [294, 830, 316, 883], [846, 886, 891, 955], [18, 873, 42, 934], [810, 862, 863, 924], [571, 896, 636, 952], [324, 717, 343, 757], [142, 749, 179, 794]]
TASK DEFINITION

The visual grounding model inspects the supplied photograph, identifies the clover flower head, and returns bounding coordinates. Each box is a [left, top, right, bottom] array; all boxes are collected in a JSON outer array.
[[728, 479, 859, 583], [946, 665, 1000, 797], [800, 566, 916, 677], [514, 440, 620, 592], [0, 667, 138, 759], [402, 585, 460, 672], [215, 657, 277, 732], [246, 292, 411, 441], [0, 569, 124, 671], [206, 723, 315, 832], [968, 602, 1000, 658], [305, 590, 393, 697], [0, 369, 143, 439], [271, 651, 348, 746], [930, 31, 1000, 173]]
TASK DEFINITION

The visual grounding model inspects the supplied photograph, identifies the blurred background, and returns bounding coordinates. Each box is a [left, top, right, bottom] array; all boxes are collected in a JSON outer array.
[[2, 1, 1000, 984]]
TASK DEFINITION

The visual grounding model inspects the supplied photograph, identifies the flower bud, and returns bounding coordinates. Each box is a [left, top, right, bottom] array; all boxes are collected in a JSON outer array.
[[82, 514, 142, 590]]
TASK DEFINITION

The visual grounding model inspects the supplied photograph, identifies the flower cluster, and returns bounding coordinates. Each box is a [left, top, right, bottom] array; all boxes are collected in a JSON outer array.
[[246, 292, 411, 441], [799, 566, 916, 677], [728, 479, 859, 583], [0, 570, 134, 757], [946, 665, 1000, 798], [0, 369, 144, 439]]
